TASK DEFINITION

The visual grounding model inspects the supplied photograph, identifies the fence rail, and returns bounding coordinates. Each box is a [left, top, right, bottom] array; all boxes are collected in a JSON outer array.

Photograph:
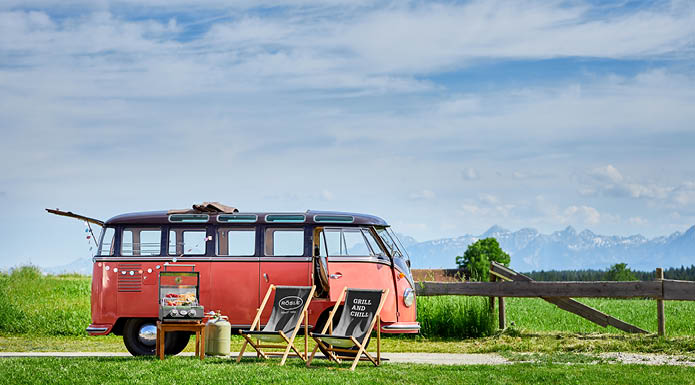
[[415, 262, 695, 335], [415, 280, 695, 300]]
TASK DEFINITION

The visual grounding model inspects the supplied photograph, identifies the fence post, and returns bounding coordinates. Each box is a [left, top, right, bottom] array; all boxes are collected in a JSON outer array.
[[498, 295, 506, 329], [489, 273, 495, 313], [656, 267, 665, 336]]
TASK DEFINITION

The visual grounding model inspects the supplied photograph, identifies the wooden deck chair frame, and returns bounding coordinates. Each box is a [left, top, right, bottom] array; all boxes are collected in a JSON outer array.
[[237, 284, 316, 365], [307, 287, 389, 371]]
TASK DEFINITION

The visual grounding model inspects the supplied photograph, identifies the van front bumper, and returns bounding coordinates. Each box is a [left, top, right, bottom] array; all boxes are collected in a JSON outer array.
[[381, 322, 420, 334], [86, 324, 112, 335]]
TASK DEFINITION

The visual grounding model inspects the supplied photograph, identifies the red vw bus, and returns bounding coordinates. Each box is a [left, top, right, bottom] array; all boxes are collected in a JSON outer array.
[[59, 204, 419, 355]]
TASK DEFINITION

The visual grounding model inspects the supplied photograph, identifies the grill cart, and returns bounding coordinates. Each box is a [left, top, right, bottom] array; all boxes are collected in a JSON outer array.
[[158, 265, 204, 321]]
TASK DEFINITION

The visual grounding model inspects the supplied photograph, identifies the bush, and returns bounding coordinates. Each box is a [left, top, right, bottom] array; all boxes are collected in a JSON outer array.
[[417, 296, 495, 338], [10, 265, 42, 280]]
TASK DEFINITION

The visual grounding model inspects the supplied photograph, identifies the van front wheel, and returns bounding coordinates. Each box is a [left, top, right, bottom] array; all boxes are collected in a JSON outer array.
[[122, 318, 188, 356]]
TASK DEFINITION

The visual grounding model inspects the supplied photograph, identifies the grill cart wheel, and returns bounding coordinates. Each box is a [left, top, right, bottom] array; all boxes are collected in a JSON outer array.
[[123, 318, 188, 356]]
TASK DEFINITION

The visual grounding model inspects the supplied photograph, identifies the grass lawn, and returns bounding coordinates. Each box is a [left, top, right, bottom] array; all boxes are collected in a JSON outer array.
[[504, 297, 695, 335], [3, 332, 695, 355], [2, 357, 695, 385]]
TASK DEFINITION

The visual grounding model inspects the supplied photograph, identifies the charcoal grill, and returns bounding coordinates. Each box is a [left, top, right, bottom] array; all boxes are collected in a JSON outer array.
[[158, 264, 204, 321]]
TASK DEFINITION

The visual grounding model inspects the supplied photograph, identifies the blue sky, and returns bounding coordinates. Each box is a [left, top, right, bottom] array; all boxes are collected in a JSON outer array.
[[1, 0, 694, 268]]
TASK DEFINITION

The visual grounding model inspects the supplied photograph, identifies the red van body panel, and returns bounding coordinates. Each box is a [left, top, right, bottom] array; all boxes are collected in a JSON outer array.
[[327, 260, 398, 323], [210, 261, 260, 325]]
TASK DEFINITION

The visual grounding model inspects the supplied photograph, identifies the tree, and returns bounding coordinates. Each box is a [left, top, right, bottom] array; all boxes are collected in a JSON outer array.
[[605, 263, 637, 281], [456, 238, 510, 281]]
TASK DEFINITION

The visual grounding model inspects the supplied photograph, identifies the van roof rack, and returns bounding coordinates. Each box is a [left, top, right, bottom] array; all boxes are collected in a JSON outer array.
[[167, 202, 239, 215]]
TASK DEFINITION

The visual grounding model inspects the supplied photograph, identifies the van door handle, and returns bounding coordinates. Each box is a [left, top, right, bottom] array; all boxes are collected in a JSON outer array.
[[263, 273, 269, 282], [329, 273, 342, 279]]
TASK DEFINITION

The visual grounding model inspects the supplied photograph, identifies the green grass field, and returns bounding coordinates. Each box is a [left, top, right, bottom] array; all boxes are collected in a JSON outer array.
[[2, 357, 695, 385]]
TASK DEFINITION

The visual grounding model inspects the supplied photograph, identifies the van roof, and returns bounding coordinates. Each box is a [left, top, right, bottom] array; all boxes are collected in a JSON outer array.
[[104, 210, 388, 226]]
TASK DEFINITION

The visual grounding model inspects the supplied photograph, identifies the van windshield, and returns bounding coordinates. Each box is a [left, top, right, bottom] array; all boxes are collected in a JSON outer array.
[[375, 227, 408, 261]]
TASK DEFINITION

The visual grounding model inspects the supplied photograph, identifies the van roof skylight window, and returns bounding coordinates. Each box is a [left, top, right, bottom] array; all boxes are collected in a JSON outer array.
[[265, 214, 305, 223], [314, 215, 354, 223], [217, 214, 258, 223], [168, 214, 210, 223]]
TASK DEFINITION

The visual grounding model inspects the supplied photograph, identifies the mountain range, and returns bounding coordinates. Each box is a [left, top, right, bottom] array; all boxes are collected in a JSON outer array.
[[39, 225, 695, 274], [403, 225, 695, 272]]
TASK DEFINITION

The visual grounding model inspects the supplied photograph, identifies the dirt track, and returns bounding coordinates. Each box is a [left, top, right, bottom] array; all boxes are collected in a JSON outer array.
[[1, 352, 694, 366]]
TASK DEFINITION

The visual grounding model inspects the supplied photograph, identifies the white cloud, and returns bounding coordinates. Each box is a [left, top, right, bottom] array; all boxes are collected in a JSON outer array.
[[562, 205, 601, 226], [672, 182, 695, 206], [583, 165, 695, 206], [461, 168, 479, 181], [628, 216, 648, 225], [512, 170, 553, 180], [479, 193, 498, 205], [340, 0, 695, 73], [589, 165, 624, 184], [320, 190, 334, 201], [409, 190, 436, 201], [438, 97, 481, 115]]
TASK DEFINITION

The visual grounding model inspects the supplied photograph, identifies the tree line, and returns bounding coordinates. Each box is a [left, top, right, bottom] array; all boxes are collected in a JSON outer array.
[[523, 264, 695, 282]]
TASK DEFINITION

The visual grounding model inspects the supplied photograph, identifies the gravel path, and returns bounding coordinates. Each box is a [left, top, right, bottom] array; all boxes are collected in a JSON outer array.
[[1, 352, 694, 366]]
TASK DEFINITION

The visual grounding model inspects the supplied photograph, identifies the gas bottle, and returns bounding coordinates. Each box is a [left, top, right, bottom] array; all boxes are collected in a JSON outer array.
[[205, 311, 231, 356]]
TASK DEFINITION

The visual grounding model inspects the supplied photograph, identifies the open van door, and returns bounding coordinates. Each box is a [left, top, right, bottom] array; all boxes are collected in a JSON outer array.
[[46, 208, 104, 227], [319, 227, 398, 323], [46, 208, 104, 247]]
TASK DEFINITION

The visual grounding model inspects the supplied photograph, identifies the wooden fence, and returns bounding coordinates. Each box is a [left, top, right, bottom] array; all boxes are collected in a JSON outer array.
[[415, 262, 695, 335]]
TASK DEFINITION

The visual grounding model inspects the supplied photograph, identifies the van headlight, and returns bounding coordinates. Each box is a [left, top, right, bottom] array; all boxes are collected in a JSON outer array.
[[403, 288, 415, 307]]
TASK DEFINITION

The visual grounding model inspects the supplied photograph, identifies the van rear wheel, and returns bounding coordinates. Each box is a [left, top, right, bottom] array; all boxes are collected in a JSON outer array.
[[123, 318, 188, 356]]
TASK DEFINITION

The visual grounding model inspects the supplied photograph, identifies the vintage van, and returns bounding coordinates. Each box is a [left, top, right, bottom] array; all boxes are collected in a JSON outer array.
[[49, 203, 419, 355]]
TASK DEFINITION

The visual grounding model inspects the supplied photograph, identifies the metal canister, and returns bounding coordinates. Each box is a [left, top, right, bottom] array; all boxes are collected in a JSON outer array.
[[205, 312, 231, 356]]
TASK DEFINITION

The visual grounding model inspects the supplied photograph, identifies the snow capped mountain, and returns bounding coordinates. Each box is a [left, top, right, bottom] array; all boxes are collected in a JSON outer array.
[[406, 225, 695, 272], [42, 257, 93, 276]]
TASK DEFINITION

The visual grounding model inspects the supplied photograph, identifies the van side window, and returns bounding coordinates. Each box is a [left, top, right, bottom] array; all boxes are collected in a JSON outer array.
[[122, 228, 161, 256], [169, 229, 207, 256], [323, 228, 376, 256], [264, 228, 304, 256], [98, 227, 115, 256], [217, 228, 255, 256]]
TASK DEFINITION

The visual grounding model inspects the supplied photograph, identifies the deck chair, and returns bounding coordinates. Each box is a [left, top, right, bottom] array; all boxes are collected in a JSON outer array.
[[307, 287, 388, 371], [237, 285, 315, 365]]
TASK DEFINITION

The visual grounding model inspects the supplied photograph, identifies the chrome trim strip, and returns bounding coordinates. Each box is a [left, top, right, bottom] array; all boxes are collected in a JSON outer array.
[[94, 257, 261, 262], [326, 256, 391, 266], [211, 257, 259, 262], [259, 257, 312, 262], [86, 327, 108, 333], [382, 324, 421, 330]]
